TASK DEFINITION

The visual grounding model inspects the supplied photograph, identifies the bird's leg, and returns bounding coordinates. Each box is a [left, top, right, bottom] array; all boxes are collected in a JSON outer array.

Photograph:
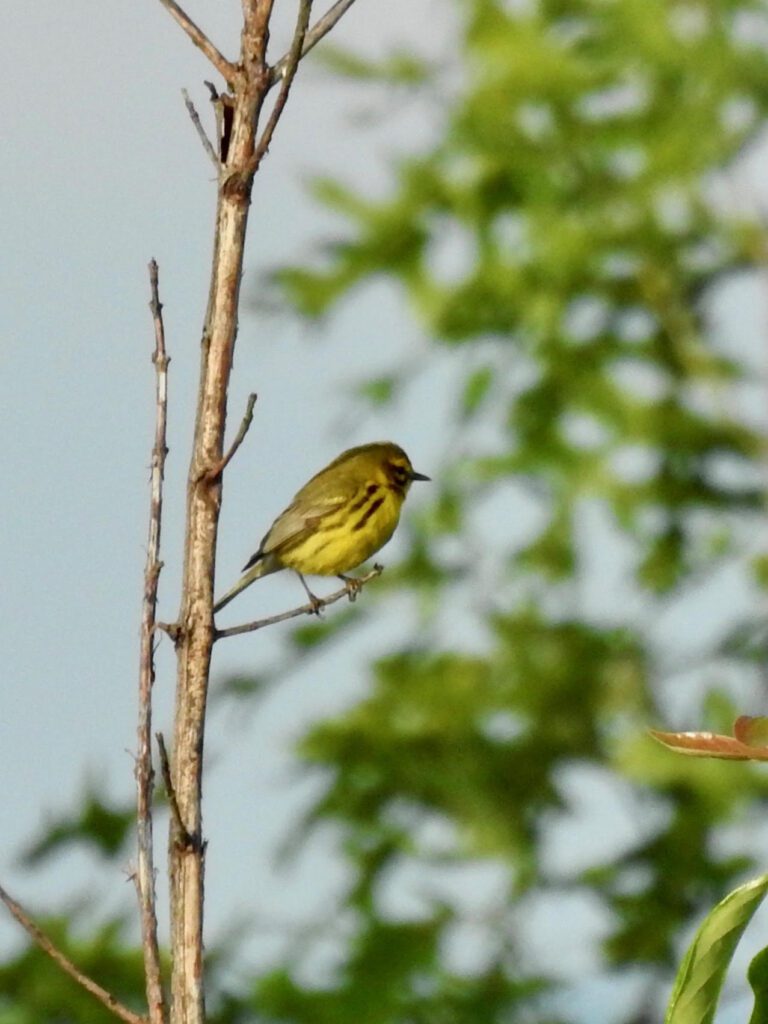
[[338, 574, 363, 602], [296, 572, 323, 615]]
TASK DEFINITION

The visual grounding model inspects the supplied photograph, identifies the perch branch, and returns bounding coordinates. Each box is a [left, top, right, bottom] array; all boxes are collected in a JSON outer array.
[[135, 259, 168, 1024], [269, 0, 359, 85], [215, 564, 383, 639], [182, 89, 219, 168], [248, 0, 313, 174], [203, 392, 257, 482], [0, 882, 147, 1024], [156, 0, 237, 85]]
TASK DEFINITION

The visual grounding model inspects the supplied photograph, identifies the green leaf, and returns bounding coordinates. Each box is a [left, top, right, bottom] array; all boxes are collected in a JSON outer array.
[[665, 873, 768, 1024], [748, 945, 768, 1024]]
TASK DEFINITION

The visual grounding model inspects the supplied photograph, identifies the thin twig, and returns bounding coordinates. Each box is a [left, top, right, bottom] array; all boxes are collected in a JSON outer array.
[[182, 89, 219, 168], [215, 565, 383, 639], [248, 0, 313, 174], [0, 881, 147, 1024], [156, 733, 195, 850], [203, 392, 257, 482], [269, 0, 358, 86], [156, 0, 237, 85], [155, 620, 182, 644], [135, 260, 169, 1024]]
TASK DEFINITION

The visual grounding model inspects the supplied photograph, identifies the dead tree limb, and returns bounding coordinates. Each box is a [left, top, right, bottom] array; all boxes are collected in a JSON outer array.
[[135, 258, 169, 1024], [157, 0, 236, 84], [269, 0, 359, 85], [165, 4, 273, 1022]]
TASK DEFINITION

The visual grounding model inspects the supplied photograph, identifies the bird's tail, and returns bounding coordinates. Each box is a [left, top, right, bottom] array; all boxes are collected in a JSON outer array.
[[213, 555, 276, 614]]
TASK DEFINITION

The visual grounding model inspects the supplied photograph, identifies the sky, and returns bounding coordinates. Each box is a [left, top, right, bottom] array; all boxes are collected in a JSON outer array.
[[3, 4, 768, 1022]]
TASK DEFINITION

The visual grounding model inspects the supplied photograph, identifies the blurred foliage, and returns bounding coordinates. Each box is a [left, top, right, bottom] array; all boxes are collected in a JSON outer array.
[[0, 906, 259, 1024], [262, 0, 768, 1020], [318, 44, 434, 87], [20, 787, 135, 867], [0, 917, 147, 1024], [4, 1, 768, 1022]]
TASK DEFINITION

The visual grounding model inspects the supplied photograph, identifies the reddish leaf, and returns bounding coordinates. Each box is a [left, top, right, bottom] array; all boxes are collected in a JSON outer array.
[[649, 727, 768, 761]]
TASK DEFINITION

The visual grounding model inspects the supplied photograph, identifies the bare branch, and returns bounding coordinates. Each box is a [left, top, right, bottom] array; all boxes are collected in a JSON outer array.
[[157, 733, 195, 850], [269, 0, 358, 86], [156, 0, 237, 85], [182, 89, 219, 168], [0, 882, 148, 1024], [135, 260, 169, 1024], [215, 565, 383, 639], [165, 3, 318, 1017], [203, 392, 257, 482], [248, 0, 313, 174]]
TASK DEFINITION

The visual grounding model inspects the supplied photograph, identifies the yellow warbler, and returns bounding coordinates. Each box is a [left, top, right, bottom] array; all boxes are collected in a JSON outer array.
[[214, 441, 429, 613]]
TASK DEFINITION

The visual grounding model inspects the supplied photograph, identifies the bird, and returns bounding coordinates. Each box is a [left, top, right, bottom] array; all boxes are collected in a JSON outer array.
[[213, 441, 430, 614]]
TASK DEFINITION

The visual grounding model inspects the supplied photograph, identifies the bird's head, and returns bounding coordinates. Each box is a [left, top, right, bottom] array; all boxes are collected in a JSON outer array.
[[375, 442, 430, 496]]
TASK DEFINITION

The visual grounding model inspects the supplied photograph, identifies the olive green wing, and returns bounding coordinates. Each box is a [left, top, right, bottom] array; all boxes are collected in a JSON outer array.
[[259, 471, 358, 557]]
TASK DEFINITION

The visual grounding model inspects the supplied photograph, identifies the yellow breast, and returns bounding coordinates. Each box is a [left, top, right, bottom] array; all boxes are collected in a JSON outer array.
[[281, 487, 403, 576]]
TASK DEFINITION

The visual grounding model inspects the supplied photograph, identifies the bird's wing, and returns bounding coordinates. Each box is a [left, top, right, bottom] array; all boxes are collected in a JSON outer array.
[[260, 476, 356, 556]]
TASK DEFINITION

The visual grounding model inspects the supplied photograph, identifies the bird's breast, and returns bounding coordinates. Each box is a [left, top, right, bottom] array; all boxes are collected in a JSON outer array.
[[281, 488, 402, 576]]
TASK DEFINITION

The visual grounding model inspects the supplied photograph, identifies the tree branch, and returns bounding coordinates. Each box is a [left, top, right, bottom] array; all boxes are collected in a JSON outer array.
[[182, 89, 220, 168], [165, 1, 273, 1012], [269, 0, 358, 86], [215, 565, 383, 639], [0, 882, 147, 1024], [203, 392, 257, 482], [134, 259, 169, 1024], [157, 732, 195, 850], [156, 0, 237, 85], [248, 0, 313, 174]]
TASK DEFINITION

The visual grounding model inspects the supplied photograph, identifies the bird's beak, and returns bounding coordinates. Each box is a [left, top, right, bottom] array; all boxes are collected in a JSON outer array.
[[410, 470, 430, 482]]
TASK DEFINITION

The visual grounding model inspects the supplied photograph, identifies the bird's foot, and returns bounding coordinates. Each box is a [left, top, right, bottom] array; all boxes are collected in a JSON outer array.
[[338, 574, 363, 603], [296, 572, 323, 615]]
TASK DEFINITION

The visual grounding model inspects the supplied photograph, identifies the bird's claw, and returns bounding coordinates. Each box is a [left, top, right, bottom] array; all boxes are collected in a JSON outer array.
[[339, 574, 363, 603]]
